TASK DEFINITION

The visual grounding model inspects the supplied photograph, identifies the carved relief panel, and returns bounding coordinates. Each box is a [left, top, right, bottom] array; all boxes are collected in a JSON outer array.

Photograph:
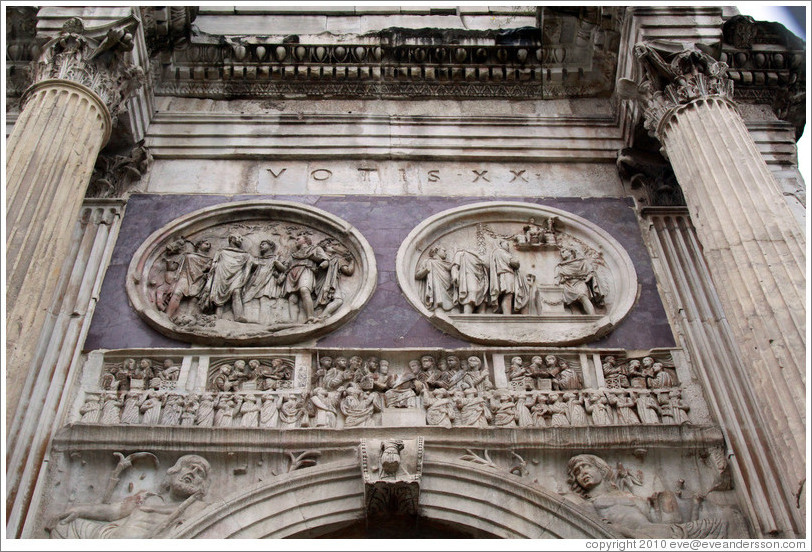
[[396, 202, 638, 344], [74, 348, 697, 431], [126, 200, 377, 345]]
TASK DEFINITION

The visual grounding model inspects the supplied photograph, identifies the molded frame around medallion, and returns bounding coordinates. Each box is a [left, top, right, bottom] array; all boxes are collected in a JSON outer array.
[[126, 200, 377, 346], [395, 201, 639, 345]]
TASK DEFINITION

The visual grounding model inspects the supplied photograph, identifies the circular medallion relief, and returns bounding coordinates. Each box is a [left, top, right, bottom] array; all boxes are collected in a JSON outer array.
[[127, 201, 376, 345], [396, 202, 638, 345]]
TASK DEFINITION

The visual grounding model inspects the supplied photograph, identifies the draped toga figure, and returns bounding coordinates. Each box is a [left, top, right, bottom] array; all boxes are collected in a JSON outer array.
[[242, 239, 287, 324], [313, 240, 355, 322], [451, 248, 489, 314], [164, 239, 213, 319], [488, 240, 529, 314], [414, 246, 455, 311], [284, 235, 330, 323], [200, 234, 254, 322]]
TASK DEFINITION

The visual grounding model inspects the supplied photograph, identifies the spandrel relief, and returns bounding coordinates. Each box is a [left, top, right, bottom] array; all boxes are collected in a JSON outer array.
[[397, 202, 637, 344], [564, 454, 746, 538], [47, 453, 211, 539], [127, 201, 377, 345]]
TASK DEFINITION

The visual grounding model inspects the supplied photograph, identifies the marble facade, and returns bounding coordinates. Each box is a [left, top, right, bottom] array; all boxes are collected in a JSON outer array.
[[4, 6, 807, 541]]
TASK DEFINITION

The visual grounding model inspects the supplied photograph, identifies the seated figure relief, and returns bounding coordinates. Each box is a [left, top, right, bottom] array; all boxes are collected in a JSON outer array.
[[398, 203, 639, 345]]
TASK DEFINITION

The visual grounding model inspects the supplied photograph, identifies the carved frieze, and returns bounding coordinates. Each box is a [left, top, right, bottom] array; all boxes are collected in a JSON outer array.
[[397, 202, 638, 344], [74, 349, 691, 430], [151, 8, 624, 101], [126, 201, 377, 345]]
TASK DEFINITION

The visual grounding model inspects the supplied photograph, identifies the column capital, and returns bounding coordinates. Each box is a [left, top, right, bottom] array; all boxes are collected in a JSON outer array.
[[621, 41, 735, 140], [25, 16, 145, 124]]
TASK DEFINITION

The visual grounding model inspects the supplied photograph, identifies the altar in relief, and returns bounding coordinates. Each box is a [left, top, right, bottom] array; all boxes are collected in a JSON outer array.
[[396, 202, 638, 344]]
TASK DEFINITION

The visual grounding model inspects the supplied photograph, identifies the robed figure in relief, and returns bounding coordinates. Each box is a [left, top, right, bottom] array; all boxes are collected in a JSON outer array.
[[488, 240, 529, 315], [415, 246, 455, 311], [451, 249, 489, 314], [200, 234, 254, 322]]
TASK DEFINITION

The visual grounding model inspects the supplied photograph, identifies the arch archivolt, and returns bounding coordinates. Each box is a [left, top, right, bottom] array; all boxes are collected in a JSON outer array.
[[170, 458, 617, 539]]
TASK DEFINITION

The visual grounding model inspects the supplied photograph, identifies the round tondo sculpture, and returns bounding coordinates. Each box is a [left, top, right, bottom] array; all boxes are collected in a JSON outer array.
[[127, 200, 376, 345], [396, 202, 638, 345]]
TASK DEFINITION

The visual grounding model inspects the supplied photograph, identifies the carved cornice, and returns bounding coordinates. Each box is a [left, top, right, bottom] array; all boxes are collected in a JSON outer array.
[[139, 6, 198, 56], [25, 17, 146, 122], [87, 142, 153, 198], [621, 42, 734, 140], [150, 8, 625, 100], [717, 15, 806, 139]]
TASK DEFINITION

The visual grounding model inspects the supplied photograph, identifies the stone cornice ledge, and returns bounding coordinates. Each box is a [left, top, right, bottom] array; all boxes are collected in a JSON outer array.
[[145, 112, 624, 161], [53, 423, 724, 453]]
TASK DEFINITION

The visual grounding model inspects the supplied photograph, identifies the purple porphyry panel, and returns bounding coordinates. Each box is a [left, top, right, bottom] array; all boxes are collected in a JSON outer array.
[[84, 194, 676, 351]]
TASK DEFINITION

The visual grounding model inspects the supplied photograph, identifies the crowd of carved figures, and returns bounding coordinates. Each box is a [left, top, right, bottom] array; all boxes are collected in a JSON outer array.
[[83, 352, 687, 429], [100, 357, 181, 392], [600, 355, 678, 390], [415, 218, 606, 316], [149, 225, 356, 326]]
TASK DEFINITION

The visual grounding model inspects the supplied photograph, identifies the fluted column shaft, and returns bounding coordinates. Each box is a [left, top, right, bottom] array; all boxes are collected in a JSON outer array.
[[5, 79, 111, 425], [659, 96, 806, 512]]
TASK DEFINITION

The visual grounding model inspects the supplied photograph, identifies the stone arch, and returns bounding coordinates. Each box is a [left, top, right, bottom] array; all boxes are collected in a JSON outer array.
[[170, 458, 617, 539]]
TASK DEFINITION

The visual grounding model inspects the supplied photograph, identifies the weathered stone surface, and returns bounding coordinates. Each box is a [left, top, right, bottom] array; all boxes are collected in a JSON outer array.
[[126, 200, 377, 345], [397, 202, 639, 345]]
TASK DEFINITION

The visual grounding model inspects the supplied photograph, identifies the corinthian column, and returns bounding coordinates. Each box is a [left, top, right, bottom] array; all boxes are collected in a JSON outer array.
[[628, 43, 806, 528], [5, 16, 143, 424]]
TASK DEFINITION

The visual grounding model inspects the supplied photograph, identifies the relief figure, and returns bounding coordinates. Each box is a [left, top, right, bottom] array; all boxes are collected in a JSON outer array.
[[415, 246, 455, 311], [242, 239, 287, 325], [451, 248, 489, 314], [49, 455, 211, 539], [163, 239, 213, 319], [554, 247, 603, 315], [566, 454, 732, 538], [283, 235, 330, 324], [488, 240, 529, 314], [200, 233, 254, 322]]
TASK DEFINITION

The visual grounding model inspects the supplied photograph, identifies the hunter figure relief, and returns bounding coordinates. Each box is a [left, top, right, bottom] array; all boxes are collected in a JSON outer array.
[[127, 201, 376, 345], [397, 202, 637, 345]]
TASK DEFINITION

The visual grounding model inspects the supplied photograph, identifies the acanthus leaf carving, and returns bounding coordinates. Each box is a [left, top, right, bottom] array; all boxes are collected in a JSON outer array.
[[28, 16, 145, 123], [625, 41, 734, 140], [87, 142, 153, 198]]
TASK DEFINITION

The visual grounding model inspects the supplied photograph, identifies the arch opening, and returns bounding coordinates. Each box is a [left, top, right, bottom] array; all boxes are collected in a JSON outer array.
[[288, 516, 500, 539]]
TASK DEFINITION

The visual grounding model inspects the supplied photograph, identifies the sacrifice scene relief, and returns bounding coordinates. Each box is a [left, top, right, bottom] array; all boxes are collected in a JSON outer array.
[[413, 218, 608, 318]]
